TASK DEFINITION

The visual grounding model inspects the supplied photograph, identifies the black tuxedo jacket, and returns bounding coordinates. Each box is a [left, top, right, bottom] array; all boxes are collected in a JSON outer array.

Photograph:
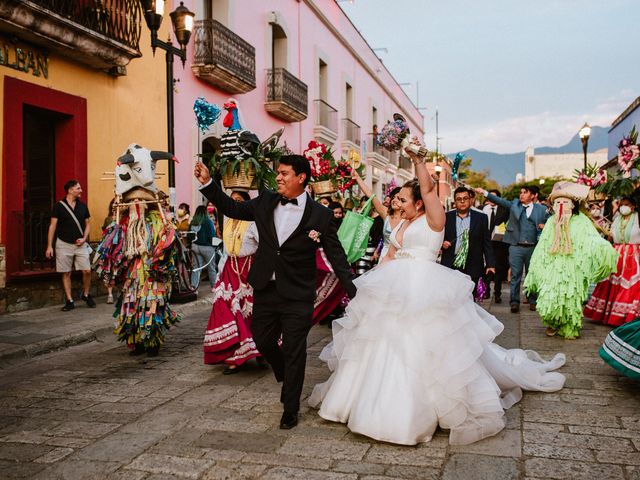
[[440, 209, 495, 280], [200, 182, 356, 301], [485, 204, 510, 241]]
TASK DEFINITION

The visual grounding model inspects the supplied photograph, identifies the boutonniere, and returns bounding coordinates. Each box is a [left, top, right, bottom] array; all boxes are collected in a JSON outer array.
[[308, 230, 321, 242]]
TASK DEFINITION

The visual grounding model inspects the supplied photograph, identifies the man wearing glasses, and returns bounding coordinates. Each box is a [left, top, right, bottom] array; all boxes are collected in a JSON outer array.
[[441, 187, 495, 297]]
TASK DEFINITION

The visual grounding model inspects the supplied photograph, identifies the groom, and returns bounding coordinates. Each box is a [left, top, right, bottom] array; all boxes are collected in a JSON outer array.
[[194, 155, 356, 429]]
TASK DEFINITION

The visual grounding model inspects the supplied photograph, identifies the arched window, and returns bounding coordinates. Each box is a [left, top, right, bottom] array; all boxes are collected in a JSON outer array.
[[271, 23, 287, 70]]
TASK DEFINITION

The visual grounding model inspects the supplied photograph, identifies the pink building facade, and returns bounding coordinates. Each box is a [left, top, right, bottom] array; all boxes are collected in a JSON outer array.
[[171, 0, 424, 208]]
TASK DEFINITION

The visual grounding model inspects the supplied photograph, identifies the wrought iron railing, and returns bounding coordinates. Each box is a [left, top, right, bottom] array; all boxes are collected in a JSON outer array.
[[370, 138, 398, 166], [314, 99, 338, 133], [11, 211, 55, 272], [266, 68, 308, 115], [342, 118, 361, 145], [193, 19, 256, 88], [25, 0, 142, 50]]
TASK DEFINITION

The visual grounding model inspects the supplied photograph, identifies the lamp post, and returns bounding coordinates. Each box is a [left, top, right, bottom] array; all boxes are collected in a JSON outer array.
[[434, 164, 443, 200], [141, 0, 195, 208], [579, 122, 591, 171]]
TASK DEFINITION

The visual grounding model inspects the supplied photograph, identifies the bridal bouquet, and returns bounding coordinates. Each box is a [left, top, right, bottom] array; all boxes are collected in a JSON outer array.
[[378, 116, 410, 152], [378, 113, 430, 159]]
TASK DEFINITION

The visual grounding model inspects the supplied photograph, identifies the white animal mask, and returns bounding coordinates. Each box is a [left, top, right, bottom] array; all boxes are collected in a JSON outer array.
[[115, 143, 175, 196]]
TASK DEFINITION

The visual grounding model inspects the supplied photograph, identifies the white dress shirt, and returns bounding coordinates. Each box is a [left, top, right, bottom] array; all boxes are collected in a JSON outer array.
[[523, 203, 533, 218], [273, 190, 307, 246], [483, 204, 497, 236]]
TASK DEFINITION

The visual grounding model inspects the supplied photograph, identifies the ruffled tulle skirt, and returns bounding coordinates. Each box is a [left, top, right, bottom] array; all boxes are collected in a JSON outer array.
[[309, 258, 566, 446]]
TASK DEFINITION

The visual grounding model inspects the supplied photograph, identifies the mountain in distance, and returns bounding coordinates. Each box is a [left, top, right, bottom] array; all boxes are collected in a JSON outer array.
[[448, 126, 609, 186]]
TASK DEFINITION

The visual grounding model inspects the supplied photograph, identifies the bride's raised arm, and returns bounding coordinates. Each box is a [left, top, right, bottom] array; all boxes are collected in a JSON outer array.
[[405, 148, 445, 232]]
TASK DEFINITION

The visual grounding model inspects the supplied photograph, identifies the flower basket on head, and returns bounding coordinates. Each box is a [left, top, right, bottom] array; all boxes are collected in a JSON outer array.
[[586, 189, 606, 202], [221, 162, 258, 191], [304, 140, 338, 195], [312, 179, 337, 195], [201, 128, 284, 192]]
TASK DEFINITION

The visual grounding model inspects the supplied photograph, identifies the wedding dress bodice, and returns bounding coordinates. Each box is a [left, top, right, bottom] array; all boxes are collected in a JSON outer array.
[[390, 215, 444, 262]]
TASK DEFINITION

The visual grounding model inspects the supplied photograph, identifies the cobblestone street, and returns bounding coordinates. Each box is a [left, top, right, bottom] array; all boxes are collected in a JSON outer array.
[[1, 296, 639, 480]]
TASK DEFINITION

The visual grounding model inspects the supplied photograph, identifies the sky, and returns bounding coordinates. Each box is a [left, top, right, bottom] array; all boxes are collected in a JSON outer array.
[[339, 0, 639, 154]]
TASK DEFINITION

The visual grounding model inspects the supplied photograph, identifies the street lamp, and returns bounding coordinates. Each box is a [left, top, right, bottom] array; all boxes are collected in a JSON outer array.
[[434, 164, 443, 199], [579, 122, 591, 170], [141, 0, 195, 208]]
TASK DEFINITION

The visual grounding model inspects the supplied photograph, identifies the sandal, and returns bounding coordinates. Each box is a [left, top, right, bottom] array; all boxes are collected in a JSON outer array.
[[223, 365, 240, 375], [545, 327, 557, 337]]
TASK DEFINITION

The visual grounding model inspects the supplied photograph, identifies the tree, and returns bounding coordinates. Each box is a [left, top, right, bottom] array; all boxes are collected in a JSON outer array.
[[501, 176, 567, 200], [457, 158, 501, 191]]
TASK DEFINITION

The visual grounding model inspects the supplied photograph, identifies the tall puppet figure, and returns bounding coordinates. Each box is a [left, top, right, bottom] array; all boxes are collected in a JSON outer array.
[[94, 144, 180, 356], [524, 182, 618, 339]]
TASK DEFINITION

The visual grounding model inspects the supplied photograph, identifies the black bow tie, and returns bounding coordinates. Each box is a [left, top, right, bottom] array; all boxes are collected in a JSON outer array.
[[280, 196, 298, 206]]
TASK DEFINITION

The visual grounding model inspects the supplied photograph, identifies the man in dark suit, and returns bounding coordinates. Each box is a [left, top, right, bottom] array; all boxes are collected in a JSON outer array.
[[194, 155, 356, 430], [476, 185, 549, 313], [482, 189, 510, 303], [441, 187, 495, 295]]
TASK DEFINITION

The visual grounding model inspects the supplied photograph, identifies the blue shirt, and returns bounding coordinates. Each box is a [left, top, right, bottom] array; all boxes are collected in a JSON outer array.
[[455, 213, 471, 254]]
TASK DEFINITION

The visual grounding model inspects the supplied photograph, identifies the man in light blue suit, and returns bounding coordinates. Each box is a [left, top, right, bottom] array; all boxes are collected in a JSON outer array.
[[476, 186, 549, 313]]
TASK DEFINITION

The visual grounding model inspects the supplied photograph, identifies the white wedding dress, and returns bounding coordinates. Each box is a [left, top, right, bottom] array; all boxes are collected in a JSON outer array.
[[309, 215, 566, 446]]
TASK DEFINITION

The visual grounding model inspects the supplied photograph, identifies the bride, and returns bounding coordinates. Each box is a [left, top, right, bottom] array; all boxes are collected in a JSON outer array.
[[308, 147, 566, 446]]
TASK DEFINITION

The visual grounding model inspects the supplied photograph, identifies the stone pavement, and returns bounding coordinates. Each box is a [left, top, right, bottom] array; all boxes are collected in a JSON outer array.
[[0, 286, 213, 366], [0, 292, 639, 479]]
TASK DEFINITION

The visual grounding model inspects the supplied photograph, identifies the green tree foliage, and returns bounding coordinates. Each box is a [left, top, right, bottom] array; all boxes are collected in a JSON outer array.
[[457, 158, 501, 191], [501, 176, 567, 200]]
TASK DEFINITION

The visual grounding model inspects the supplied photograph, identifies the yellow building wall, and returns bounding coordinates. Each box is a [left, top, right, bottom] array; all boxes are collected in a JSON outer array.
[[0, 23, 171, 242]]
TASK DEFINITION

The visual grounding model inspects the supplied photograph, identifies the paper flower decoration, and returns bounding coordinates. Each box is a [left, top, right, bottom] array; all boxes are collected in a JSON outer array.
[[193, 97, 222, 133]]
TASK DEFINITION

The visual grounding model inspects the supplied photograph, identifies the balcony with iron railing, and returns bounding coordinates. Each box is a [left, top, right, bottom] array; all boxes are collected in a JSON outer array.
[[264, 68, 308, 123], [342, 118, 361, 146], [313, 99, 338, 146], [0, 0, 142, 74], [366, 134, 397, 170], [192, 19, 256, 94]]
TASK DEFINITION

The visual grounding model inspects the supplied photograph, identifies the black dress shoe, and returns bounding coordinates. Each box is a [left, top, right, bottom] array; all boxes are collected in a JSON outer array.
[[279, 411, 298, 429], [494, 296, 502, 304], [510, 304, 520, 313]]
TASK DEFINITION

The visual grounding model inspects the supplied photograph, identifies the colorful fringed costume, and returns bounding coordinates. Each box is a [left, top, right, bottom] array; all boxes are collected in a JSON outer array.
[[96, 207, 179, 352], [94, 144, 180, 355], [524, 213, 618, 338]]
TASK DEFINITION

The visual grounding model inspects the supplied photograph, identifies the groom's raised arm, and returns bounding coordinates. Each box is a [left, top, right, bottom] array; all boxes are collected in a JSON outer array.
[[320, 217, 357, 298], [199, 181, 256, 221], [195, 162, 256, 221]]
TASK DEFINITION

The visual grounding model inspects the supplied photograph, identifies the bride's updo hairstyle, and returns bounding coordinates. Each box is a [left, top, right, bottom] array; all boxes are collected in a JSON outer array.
[[402, 180, 423, 203]]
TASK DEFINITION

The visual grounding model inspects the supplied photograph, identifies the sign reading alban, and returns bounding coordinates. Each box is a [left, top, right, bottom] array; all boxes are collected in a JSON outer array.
[[0, 38, 48, 79]]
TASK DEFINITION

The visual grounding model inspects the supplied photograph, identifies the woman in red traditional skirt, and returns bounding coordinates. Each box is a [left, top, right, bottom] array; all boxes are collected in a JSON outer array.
[[584, 197, 640, 326], [203, 191, 261, 373]]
